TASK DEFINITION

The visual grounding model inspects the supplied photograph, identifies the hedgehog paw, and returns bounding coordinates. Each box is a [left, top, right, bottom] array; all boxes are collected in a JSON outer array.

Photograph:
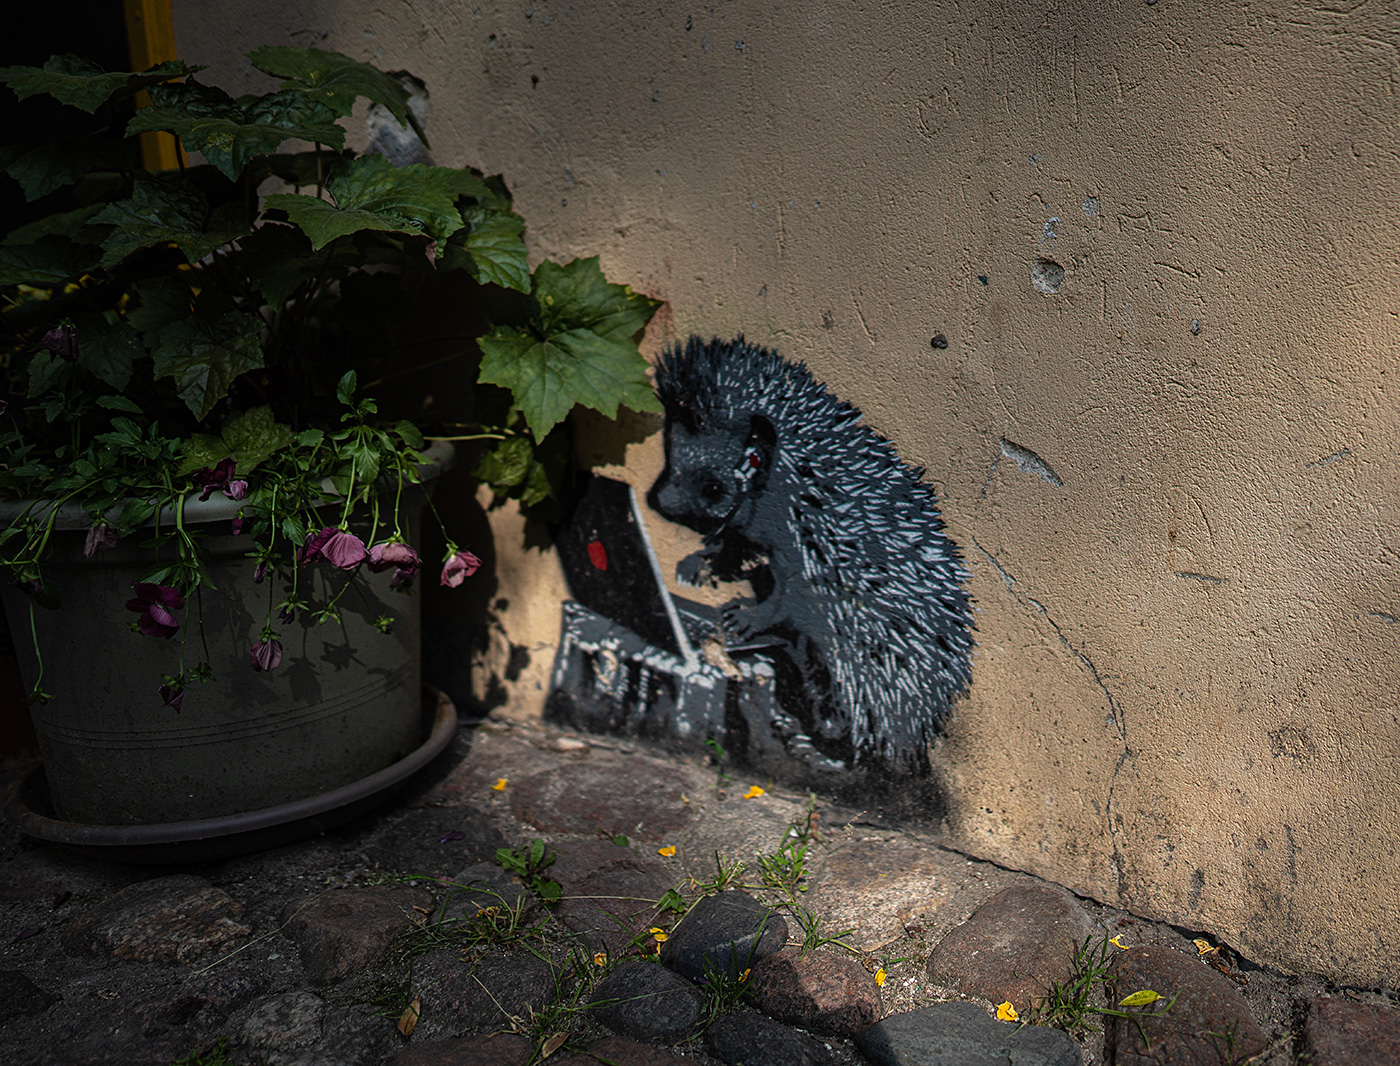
[[675, 551, 716, 588], [721, 596, 769, 640]]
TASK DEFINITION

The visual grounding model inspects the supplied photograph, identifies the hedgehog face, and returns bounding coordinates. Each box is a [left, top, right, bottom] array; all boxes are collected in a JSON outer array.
[[649, 415, 772, 535]]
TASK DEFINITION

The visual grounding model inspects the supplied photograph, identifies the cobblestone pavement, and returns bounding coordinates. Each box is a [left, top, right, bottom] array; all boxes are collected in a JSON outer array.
[[0, 715, 1395, 1065]]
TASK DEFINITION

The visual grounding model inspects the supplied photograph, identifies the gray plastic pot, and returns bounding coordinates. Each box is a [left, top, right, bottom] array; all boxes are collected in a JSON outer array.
[[0, 441, 454, 826]]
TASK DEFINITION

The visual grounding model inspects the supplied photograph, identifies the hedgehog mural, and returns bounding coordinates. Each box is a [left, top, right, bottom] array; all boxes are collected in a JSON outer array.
[[647, 335, 974, 774]]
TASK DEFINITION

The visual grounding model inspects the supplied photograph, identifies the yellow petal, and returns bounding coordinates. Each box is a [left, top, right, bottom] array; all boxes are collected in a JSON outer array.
[[681, 794, 691, 804], [874, 968, 887, 986], [492, 777, 508, 791], [593, 952, 607, 966], [652, 931, 669, 943], [743, 785, 766, 799], [1118, 989, 1162, 1008], [658, 845, 677, 857], [740, 968, 752, 982], [1193, 938, 1216, 955], [996, 1001, 1019, 1021], [1109, 934, 1128, 949]]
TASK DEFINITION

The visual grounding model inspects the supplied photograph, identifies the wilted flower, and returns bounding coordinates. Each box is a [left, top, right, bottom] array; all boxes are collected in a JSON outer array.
[[83, 524, 119, 560], [158, 682, 185, 711], [39, 323, 77, 361], [301, 526, 367, 570], [191, 457, 248, 502], [439, 548, 482, 588], [253, 559, 269, 584], [125, 583, 184, 639], [278, 602, 296, 624], [250, 636, 283, 671], [367, 541, 420, 585], [231, 514, 246, 536]]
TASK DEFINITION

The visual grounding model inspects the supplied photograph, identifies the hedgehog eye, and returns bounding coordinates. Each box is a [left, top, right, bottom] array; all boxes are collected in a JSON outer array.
[[700, 478, 726, 501]]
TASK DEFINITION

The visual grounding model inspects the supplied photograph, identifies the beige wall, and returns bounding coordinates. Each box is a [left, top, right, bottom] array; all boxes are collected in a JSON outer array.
[[173, 1, 1400, 986]]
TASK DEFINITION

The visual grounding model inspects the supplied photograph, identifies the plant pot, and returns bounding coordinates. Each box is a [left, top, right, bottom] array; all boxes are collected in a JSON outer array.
[[0, 441, 454, 826]]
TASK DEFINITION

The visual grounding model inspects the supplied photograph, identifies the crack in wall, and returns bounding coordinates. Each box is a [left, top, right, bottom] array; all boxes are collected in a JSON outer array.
[[973, 537, 1132, 902]]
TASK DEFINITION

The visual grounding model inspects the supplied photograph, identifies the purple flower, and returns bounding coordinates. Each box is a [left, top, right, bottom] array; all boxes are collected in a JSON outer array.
[[368, 541, 420, 585], [278, 603, 296, 624], [17, 578, 43, 599], [191, 457, 248, 502], [253, 559, 269, 584], [39, 324, 77, 362], [231, 514, 246, 536], [439, 549, 482, 588], [250, 637, 283, 671], [125, 583, 184, 639], [301, 526, 367, 570], [83, 524, 119, 560], [158, 683, 185, 711]]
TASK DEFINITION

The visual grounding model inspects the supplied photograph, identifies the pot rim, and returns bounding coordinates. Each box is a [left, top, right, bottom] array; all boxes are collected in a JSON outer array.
[[0, 439, 455, 531]]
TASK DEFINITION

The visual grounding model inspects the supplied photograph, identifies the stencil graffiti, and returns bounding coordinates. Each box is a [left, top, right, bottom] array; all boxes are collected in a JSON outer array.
[[547, 335, 974, 785]]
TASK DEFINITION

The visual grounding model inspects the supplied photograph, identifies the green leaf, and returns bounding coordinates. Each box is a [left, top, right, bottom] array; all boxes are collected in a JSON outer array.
[[474, 435, 532, 489], [92, 173, 248, 268], [0, 55, 196, 112], [1, 139, 119, 202], [611, 835, 629, 847], [392, 420, 425, 450], [76, 320, 142, 390], [478, 326, 662, 443], [24, 350, 68, 397], [96, 394, 144, 413], [1118, 990, 1162, 1008], [128, 276, 194, 334], [220, 406, 297, 473], [533, 256, 662, 343], [151, 311, 265, 419], [248, 46, 426, 145], [336, 371, 358, 406], [3, 204, 108, 247], [443, 204, 529, 292], [177, 433, 230, 476], [128, 81, 346, 180], [265, 155, 466, 250], [0, 235, 99, 286]]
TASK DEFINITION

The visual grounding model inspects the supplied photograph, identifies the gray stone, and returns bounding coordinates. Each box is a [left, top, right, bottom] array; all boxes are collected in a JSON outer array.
[[1303, 997, 1400, 1066], [571, 1035, 694, 1065], [745, 946, 881, 1036], [589, 959, 703, 1044], [703, 1011, 834, 1066], [550, 838, 675, 952], [432, 861, 533, 924], [136, 967, 267, 1037], [925, 885, 1093, 1009], [362, 804, 506, 879], [0, 969, 59, 1023], [412, 949, 557, 1037], [281, 885, 434, 985], [509, 759, 694, 841], [854, 1001, 1083, 1066], [1109, 945, 1265, 1066], [62, 875, 250, 965], [393, 1034, 534, 1065], [660, 890, 789, 983], [239, 991, 326, 1063]]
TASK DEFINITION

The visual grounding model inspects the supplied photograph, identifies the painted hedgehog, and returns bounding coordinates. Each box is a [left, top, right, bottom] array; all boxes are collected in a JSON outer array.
[[648, 335, 974, 773]]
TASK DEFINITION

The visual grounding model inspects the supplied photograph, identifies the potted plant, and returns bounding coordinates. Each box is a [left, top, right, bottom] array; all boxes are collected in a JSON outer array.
[[0, 47, 661, 834]]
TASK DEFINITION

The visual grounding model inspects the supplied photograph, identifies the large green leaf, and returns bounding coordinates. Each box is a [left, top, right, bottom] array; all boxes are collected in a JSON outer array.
[[443, 204, 529, 292], [264, 154, 466, 249], [127, 81, 345, 180], [3, 205, 108, 247], [91, 174, 248, 267], [248, 46, 426, 144], [1, 139, 120, 202], [127, 276, 194, 334], [0, 55, 197, 112], [220, 405, 296, 472], [533, 257, 662, 342], [478, 326, 661, 442], [151, 311, 265, 419], [0, 235, 100, 286], [75, 319, 142, 390]]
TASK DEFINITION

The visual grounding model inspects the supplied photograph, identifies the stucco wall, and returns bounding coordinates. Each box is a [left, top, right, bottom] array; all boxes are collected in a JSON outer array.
[[171, 1, 1400, 986]]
